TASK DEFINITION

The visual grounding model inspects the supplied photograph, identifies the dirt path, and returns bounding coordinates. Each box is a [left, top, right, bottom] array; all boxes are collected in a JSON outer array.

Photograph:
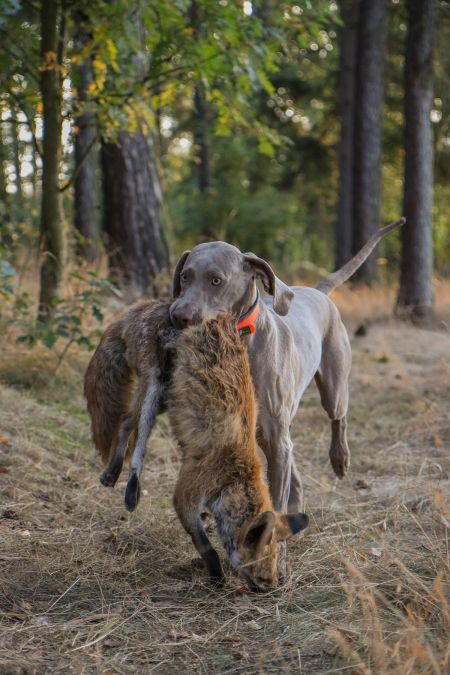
[[0, 317, 448, 674]]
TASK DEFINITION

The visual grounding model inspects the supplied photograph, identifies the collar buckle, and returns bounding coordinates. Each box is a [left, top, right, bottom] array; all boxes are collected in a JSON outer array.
[[236, 289, 260, 337]]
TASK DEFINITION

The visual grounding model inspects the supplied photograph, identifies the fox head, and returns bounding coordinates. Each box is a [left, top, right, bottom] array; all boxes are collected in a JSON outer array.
[[236, 510, 309, 592]]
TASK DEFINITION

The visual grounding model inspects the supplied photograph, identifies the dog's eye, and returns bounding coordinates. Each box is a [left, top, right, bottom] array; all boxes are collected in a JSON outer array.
[[211, 277, 222, 286]]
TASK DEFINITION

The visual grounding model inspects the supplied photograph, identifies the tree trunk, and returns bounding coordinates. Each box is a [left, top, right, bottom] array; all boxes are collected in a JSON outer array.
[[73, 17, 100, 262], [193, 84, 211, 194], [10, 108, 23, 224], [335, 0, 360, 270], [190, 1, 213, 239], [397, 0, 434, 322], [0, 122, 10, 234], [101, 130, 170, 294], [352, 0, 385, 283], [38, 0, 65, 321]]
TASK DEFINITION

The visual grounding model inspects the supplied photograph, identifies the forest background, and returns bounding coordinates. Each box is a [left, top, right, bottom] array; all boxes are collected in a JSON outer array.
[[0, 0, 449, 352]]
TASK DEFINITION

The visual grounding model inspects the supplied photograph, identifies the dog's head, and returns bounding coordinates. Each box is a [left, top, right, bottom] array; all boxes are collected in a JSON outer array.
[[170, 242, 294, 328]]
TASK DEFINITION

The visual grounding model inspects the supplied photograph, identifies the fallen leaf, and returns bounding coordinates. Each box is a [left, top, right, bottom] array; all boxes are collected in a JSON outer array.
[[63, 613, 118, 629], [437, 514, 450, 530], [433, 435, 444, 447], [5, 611, 28, 621], [0, 466, 10, 473], [245, 620, 262, 630], [0, 434, 11, 445], [219, 634, 241, 643], [354, 479, 369, 490]]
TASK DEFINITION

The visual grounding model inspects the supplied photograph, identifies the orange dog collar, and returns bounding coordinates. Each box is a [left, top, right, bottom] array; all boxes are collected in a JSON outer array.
[[236, 290, 260, 337]]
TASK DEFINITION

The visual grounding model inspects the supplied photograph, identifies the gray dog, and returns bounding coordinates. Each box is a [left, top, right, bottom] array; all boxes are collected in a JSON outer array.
[[95, 218, 403, 519], [169, 219, 404, 513]]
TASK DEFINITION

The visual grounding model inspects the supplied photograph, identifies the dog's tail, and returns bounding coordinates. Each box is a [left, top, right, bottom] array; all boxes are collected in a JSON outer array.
[[84, 321, 133, 464], [316, 218, 405, 296]]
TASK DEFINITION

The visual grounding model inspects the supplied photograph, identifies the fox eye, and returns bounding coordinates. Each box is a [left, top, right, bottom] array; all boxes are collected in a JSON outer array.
[[211, 277, 222, 286]]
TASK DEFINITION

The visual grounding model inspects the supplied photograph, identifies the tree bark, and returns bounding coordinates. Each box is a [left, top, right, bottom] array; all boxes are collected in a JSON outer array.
[[193, 84, 211, 194], [352, 0, 385, 283], [10, 108, 24, 223], [38, 0, 65, 321], [397, 0, 434, 322], [335, 0, 360, 270], [73, 19, 100, 262], [101, 130, 170, 294], [0, 122, 10, 234], [189, 1, 213, 239]]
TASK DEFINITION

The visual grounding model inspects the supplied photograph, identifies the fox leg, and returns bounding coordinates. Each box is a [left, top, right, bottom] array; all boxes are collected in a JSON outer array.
[[173, 481, 223, 584], [100, 414, 133, 487], [125, 374, 163, 512]]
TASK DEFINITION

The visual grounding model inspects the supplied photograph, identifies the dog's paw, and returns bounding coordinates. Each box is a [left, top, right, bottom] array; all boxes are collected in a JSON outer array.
[[330, 445, 350, 479]]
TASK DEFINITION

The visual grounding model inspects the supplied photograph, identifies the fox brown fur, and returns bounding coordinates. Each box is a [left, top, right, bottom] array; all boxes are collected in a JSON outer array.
[[84, 299, 177, 490], [168, 315, 309, 590]]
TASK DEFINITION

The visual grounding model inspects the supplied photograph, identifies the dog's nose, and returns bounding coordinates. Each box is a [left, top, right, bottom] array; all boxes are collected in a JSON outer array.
[[171, 304, 199, 329]]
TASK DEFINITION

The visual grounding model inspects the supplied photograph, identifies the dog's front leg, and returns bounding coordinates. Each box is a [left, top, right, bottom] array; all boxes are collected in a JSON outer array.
[[260, 432, 296, 582]]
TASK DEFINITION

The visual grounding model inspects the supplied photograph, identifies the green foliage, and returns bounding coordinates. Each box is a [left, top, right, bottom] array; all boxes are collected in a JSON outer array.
[[15, 272, 117, 361], [0, 0, 449, 286], [0, 239, 117, 366]]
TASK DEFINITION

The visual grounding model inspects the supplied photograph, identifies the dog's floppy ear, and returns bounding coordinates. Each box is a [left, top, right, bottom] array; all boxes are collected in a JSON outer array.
[[243, 253, 294, 316], [172, 250, 191, 298]]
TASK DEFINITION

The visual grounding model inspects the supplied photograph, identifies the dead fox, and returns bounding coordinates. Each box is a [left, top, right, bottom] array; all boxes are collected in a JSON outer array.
[[84, 299, 178, 508], [168, 315, 309, 591]]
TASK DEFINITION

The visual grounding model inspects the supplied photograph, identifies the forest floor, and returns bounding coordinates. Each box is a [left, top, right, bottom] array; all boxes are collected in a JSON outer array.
[[0, 284, 449, 674]]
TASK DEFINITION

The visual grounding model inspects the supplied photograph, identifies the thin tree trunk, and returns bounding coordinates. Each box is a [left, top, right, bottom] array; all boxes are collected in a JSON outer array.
[[101, 130, 170, 294], [335, 0, 360, 269], [38, 0, 65, 321], [73, 16, 100, 262], [10, 108, 23, 223], [352, 0, 385, 283], [397, 0, 434, 322], [190, 1, 213, 239], [193, 84, 211, 194], [30, 115, 38, 210], [0, 122, 10, 234]]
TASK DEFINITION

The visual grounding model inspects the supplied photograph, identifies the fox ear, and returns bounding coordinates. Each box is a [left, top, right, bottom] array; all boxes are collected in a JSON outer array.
[[244, 511, 276, 553], [275, 512, 309, 542]]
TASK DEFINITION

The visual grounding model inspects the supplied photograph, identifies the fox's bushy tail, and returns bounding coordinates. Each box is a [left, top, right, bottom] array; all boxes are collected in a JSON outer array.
[[84, 321, 133, 464]]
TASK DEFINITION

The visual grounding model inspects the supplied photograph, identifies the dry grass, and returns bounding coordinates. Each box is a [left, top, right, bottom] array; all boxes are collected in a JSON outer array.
[[0, 286, 449, 674]]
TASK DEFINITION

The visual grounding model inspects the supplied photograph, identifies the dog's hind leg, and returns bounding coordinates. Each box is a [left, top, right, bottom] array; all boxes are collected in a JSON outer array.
[[125, 374, 163, 512], [100, 414, 133, 487], [315, 316, 352, 479]]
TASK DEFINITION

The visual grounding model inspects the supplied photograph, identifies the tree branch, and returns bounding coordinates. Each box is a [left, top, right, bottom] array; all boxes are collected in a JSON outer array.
[[59, 131, 99, 193]]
